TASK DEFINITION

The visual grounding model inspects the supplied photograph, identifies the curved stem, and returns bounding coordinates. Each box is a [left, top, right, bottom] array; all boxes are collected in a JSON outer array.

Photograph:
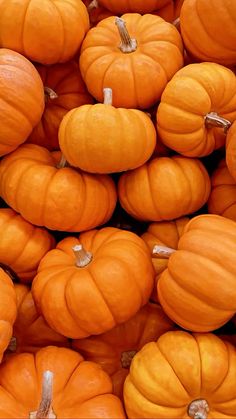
[[121, 350, 136, 369], [72, 245, 93, 268], [56, 154, 67, 169], [152, 245, 176, 258], [87, 0, 98, 11], [29, 371, 56, 419], [7, 336, 17, 352], [172, 17, 180, 31], [205, 112, 231, 133], [188, 399, 209, 419], [115, 17, 137, 53], [44, 87, 58, 100], [103, 88, 113, 105]]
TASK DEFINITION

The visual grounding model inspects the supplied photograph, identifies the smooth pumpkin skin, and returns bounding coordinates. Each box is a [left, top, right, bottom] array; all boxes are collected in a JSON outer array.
[[28, 61, 93, 150], [98, 0, 170, 13], [0, 0, 90, 65], [0, 346, 126, 418], [226, 121, 236, 181], [158, 214, 236, 332], [72, 303, 174, 399], [157, 62, 236, 157], [208, 160, 236, 221], [0, 144, 117, 232], [0, 49, 44, 156], [118, 156, 210, 222], [0, 208, 55, 283], [180, 0, 236, 66], [58, 101, 156, 174], [79, 13, 184, 109], [124, 331, 236, 418], [0, 269, 17, 362], [155, 0, 184, 23], [32, 227, 155, 339]]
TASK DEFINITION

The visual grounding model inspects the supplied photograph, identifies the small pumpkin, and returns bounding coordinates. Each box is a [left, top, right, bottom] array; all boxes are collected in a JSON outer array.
[[32, 227, 155, 339], [59, 87, 156, 174], [226, 121, 236, 181], [124, 331, 236, 418], [0, 268, 17, 362]]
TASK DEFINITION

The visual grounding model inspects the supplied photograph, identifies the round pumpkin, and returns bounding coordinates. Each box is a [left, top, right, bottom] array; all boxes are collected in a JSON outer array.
[[180, 0, 236, 66], [0, 346, 125, 418], [0, 49, 44, 156], [97, 0, 170, 13], [59, 87, 156, 174], [0, 144, 117, 232], [118, 156, 211, 222], [0, 0, 90, 65], [32, 227, 155, 339], [0, 268, 17, 362], [28, 60, 93, 150], [226, 121, 236, 181], [157, 62, 236, 157], [79, 14, 184, 109], [124, 331, 236, 418], [72, 302, 174, 399], [157, 214, 236, 332]]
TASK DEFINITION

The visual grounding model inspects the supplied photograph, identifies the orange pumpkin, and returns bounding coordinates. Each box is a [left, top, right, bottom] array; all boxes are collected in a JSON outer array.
[[0, 269, 17, 362], [0, 0, 90, 65], [28, 61, 93, 150], [118, 156, 210, 222], [79, 14, 184, 109], [157, 62, 236, 157], [72, 302, 174, 399], [155, 0, 184, 23], [59, 88, 156, 174], [157, 214, 236, 331], [0, 144, 117, 232], [180, 0, 236, 66], [124, 331, 236, 418], [0, 346, 126, 418], [226, 121, 236, 181], [0, 49, 44, 156], [98, 0, 170, 13], [32, 227, 155, 339]]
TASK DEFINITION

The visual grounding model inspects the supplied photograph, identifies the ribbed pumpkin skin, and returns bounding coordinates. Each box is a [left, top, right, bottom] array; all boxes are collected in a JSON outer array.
[[180, 0, 236, 66], [79, 14, 183, 109], [158, 214, 236, 332], [157, 63, 236, 157], [59, 103, 156, 174], [226, 121, 236, 181], [32, 228, 155, 339], [0, 269, 17, 362], [124, 331, 236, 418], [0, 144, 117, 232], [0, 49, 44, 156], [98, 0, 170, 13], [28, 61, 93, 150], [72, 303, 174, 399], [118, 156, 210, 222], [0, 347, 126, 418], [0, 0, 90, 65]]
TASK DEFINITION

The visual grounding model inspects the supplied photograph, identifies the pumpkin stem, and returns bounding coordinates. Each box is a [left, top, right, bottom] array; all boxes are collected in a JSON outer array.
[[44, 87, 58, 100], [205, 112, 231, 133], [103, 88, 113, 105], [152, 245, 176, 258], [56, 154, 67, 169], [87, 0, 98, 11], [72, 245, 93, 267], [121, 350, 137, 369], [173, 17, 180, 30], [188, 399, 209, 419], [115, 17, 137, 53], [29, 371, 56, 419], [7, 336, 17, 353]]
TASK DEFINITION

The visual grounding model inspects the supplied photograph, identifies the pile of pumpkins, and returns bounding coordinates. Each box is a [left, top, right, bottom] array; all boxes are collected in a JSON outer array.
[[0, 0, 235, 417]]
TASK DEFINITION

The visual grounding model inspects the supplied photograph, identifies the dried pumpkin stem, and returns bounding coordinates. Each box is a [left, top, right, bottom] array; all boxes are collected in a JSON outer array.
[[56, 154, 67, 169], [188, 399, 209, 419], [121, 350, 137, 369], [87, 0, 98, 11], [115, 17, 137, 53], [172, 17, 180, 30], [29, 371, 56, 419], [7, 336, 17, 353], [152, 245, 176, 258], [205, 112, 231, 133], [44, 87, 58, 100], [72, 245, 93, 267], [103, 88, 113, 105]]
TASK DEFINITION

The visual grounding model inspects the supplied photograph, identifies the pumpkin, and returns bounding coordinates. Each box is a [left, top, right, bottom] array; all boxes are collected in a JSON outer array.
[[0, 268, 17, 362], [226, 121, 236, 181], [0, 346, 126, 418], [72, 302, 174, 399], [180, 0, 236, 66], [97, 0, 170, 13], [32, 227, 155, 339], [118, 156, 210, 222], [79, 14, 184, 109], [0, 144, 117, 232], [28, 60, 93, 151], [0, 0, 90, 65], [157, 62, 236, 157], [155, 0, 184, 24], [0, 49, 44, 156], [156, 214, 236, 331], [124, 331, 236, 418], [58, 87, 156, 174], [208, 160, 236, 221]]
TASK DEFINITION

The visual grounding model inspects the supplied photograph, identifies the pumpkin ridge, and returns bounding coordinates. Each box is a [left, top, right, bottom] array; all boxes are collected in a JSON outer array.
[[172, 158, 193, 211], [36, 165, 58, 227], [145, 163, 163, 220], [49, 0, 66, 63], [8, 226, 36, 268], [205, 339, 230, 397], [20, 0, 31, 57], [0, 91, 34, 130]]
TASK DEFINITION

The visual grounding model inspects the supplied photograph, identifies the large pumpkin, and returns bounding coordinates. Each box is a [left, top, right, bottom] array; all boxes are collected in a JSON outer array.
[[157, 63, 236, 157], [124, 331, 236, 418], [32, 227, 155, 339], [0, 269, 17, 362], [59, 87, 156, 173], [156, 214, 236, 331], [79, 14, 183, 109], [0, 49, 44, 156], [97, 0, 170, 13], [0, 0, 90, 65], [118, 156, 210, 222], [226, 121, 236, 181], [0, 346, 125, 418], [0, 144, 117, 232], [72, 302, 174, 399]]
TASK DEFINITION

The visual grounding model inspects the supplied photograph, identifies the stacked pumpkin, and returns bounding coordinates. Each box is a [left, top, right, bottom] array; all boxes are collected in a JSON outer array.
[[0, 0, 235, 418]]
